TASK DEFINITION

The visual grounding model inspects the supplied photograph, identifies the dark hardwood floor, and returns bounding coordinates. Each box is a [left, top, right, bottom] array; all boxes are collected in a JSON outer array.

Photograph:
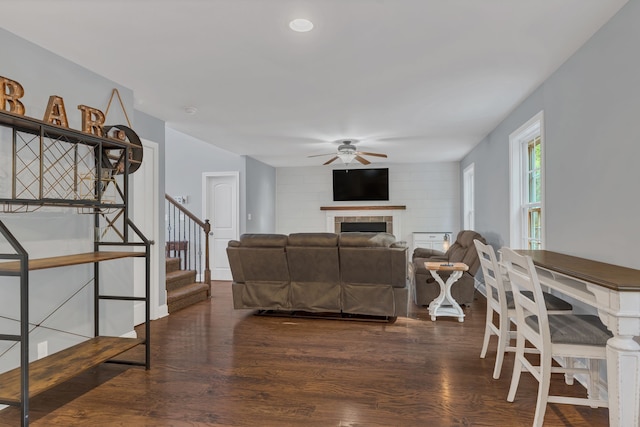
[[0, 282, 608, 426]]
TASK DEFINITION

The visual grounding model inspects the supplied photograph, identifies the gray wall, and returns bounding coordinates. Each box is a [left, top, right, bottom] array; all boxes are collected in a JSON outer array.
[[134, 110, 166, 145], [164, 127, 278, 236], [164, 126, 247, 233], [246, 157, 276, 233], [0, 28, 151, 370], [461, 0, 640, 269]]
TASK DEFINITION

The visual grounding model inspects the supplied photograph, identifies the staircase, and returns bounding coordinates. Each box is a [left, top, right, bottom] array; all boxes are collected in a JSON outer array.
[[165, 193, 212, 313], [166, 256, 210, 313]]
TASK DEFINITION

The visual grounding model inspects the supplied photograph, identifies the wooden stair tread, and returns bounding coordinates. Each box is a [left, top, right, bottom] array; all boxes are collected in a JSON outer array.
[[0, 251, 145, 273], [167, 282, 209, 301], [0, 336, 143, 403], [166, 269, 196, 279]]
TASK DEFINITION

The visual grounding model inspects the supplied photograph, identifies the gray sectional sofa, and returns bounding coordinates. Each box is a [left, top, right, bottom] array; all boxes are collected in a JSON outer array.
[[226, 232, 409, 318]]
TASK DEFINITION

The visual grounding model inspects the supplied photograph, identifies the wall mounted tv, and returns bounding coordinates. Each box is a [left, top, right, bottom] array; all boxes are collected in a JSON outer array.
[[332, 168, 389, 201]]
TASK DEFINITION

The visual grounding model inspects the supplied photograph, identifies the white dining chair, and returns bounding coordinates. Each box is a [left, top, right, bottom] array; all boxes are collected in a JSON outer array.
[[474, 240, 572, 379], [501, 247, 610, 427]]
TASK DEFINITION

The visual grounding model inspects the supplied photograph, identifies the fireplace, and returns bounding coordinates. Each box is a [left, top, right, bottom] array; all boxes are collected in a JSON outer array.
[[322, 206, 405, 237], [341, 221, 387, 233], [333, 215, 392, 234]]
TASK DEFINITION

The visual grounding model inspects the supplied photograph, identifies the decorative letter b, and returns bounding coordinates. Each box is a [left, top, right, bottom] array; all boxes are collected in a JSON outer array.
[[0, 76, 26, 115]]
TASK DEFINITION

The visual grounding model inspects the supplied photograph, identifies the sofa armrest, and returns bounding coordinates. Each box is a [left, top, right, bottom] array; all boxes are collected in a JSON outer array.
[[412, 247, 446, 260]]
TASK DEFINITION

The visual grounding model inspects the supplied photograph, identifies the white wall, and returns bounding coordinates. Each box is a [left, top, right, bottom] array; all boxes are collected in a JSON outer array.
[[276, 162, 460, 243]]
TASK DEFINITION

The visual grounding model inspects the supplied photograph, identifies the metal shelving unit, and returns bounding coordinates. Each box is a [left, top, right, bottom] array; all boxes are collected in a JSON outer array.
[[0, 109, 150, 426]]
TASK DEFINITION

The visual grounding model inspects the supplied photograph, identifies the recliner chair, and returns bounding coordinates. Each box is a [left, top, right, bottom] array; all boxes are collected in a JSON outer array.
[[411, 230, 485, 306]]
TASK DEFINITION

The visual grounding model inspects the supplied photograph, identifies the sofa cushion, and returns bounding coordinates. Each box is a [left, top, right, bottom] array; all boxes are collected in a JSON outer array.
[[288, 233, 338, 247], [239, 233, 288, 247], [240, 248, 289, 283], [287, 247, 340, 283], [340, 247, 407, 288], [287, 233, 345, 313], [339, 232, 396, 247]]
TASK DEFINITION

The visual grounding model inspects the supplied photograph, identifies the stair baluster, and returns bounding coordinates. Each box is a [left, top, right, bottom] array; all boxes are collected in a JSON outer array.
[[165, 195, 211, 311]]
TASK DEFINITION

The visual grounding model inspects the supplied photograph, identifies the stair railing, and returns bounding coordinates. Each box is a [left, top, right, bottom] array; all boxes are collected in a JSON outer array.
[[165, 194, 211, 292]]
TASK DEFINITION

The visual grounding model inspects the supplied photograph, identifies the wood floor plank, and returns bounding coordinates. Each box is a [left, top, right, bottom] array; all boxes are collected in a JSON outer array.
[[0, 281, 609, 426]]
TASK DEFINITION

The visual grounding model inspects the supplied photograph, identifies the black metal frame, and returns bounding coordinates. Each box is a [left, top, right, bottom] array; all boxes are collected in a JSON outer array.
[[0, 109, 150, 426]]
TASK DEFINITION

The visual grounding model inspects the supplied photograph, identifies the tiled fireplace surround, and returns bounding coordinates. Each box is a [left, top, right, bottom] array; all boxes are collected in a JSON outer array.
[[333, 215, 393, 234], [322, 206, 406, 237]]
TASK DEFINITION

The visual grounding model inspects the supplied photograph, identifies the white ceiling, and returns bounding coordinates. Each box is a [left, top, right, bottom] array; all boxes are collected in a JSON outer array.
[[0, 0, 628, 167]]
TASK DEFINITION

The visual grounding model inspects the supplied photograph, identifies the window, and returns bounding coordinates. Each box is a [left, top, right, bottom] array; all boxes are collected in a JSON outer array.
[[510, 112, 544, 249], [525, 137, 542, 248], [463, 163, 475, 230]]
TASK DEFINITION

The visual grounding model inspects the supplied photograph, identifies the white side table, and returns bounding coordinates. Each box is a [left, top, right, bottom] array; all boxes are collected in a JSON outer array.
[[425, 261, 469, 322]]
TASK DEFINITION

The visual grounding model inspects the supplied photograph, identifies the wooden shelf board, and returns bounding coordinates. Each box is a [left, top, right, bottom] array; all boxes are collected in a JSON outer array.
[[0, 336, 143, 402], [0, 251, 145, 273]]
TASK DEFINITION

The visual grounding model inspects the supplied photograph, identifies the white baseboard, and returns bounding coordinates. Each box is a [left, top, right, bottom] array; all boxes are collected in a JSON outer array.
[[154, 304, 169, 319], [121, 330, 138, 339]]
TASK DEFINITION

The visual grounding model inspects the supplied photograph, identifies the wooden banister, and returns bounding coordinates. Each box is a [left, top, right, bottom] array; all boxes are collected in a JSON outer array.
[[165, 194, 207, 229], [165, 195, 211, 292]]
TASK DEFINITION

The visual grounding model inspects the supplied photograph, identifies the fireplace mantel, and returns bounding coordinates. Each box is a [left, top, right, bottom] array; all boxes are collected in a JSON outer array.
[[320, 205, 406, 211]]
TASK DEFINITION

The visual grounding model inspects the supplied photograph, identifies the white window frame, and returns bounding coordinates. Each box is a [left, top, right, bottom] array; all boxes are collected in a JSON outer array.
[[509, 111, 545, 249], [463, 163, 475, 230]]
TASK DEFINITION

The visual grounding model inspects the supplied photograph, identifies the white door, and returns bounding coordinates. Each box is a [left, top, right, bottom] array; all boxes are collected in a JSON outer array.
[[133, 139, 161, 324], [203, 172, 239, 281]]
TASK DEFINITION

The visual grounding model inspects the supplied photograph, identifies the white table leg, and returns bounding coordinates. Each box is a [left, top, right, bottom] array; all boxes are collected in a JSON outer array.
[[606, 335, 640, 427], [428, 270, 465, 322]]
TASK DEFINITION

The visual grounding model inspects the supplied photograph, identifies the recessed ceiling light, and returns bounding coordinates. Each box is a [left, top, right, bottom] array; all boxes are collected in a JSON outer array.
[[289, 18, 313, 32], [184, 106, 198, 115]]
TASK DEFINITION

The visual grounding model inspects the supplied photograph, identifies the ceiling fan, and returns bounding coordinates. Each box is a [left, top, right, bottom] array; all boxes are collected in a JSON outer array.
[[308, 140, 388, 165]]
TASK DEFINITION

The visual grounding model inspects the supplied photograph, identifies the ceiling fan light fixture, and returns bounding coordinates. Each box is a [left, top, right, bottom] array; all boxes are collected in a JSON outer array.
[[289, 18, 314, 32], [336, 140, 357, 164], [337, 152, 356, 164]]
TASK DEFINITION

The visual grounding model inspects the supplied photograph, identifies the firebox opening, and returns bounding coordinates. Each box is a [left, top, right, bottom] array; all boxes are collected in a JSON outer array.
[[340, 222, 387, 233]]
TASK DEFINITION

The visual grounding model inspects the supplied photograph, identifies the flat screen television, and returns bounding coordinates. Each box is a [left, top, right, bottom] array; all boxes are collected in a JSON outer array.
[[332, 168, 389, 201]]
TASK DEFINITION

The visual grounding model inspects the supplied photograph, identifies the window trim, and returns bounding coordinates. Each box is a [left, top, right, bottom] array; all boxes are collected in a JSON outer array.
[[509, 111, 545, 249], [463, 163, 475, 230]]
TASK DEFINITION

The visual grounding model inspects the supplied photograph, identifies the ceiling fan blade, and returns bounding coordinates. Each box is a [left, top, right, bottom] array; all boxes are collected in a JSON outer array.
[[358, 151, 387, 158], [355, 155, 371, 165], [323, 156, 339, 165], [308, 152, 335, 158]]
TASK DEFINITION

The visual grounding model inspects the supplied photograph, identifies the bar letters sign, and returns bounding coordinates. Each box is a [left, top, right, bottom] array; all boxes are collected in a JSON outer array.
[[1, 74, 122, 139]]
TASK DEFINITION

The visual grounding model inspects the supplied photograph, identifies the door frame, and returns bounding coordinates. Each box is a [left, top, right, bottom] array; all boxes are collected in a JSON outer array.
[[133, 138, 164, 323], [202, 171, 240, 280]]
